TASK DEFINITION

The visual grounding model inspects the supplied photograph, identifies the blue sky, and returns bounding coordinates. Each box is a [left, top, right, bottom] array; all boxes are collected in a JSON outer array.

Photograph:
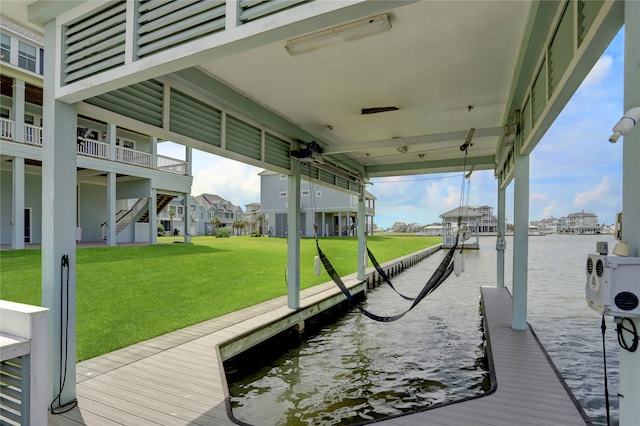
[[160, 30, 625, 230]]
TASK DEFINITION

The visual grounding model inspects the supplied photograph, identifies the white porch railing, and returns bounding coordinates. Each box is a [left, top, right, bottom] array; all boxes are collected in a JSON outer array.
[[116, 146, 152, 168], [77, 137, 109, 159], [0, 118, 14, 140], [1, 120, 187, 175], [157, 154, 187, 175], [24, 125, 42, 146], [116, 198, 148, 235], [0, 300, 49, 426]]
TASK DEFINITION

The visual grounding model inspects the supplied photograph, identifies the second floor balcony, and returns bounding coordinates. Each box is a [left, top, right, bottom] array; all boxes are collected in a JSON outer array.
[[1, 117, 188, 175]]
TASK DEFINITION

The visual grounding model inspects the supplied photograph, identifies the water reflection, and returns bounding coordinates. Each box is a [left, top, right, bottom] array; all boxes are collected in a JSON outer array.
[[228, 244, 491, 425]]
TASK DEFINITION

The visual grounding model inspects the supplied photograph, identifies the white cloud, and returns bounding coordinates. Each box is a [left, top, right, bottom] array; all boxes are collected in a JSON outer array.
[[541, 204, 556, 218], [191, 158, 261, 207], [579, 54, 613, 91], [573, 176, 611, 208], [531, 193, 549, 203]]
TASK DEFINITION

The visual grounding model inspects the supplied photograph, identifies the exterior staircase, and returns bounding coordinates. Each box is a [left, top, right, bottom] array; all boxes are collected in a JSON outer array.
[[101, 194, 175, 239]]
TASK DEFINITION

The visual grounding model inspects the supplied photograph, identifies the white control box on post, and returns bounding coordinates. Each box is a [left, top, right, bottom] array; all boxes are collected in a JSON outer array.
[[586, 253, 640, 317]]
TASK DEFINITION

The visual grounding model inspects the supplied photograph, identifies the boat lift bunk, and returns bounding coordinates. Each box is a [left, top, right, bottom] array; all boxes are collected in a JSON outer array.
[[442, 222, 479, 249]]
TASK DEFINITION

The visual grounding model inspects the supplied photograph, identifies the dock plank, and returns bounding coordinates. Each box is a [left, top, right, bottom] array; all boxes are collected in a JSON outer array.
[[48, 275, 587, 425]]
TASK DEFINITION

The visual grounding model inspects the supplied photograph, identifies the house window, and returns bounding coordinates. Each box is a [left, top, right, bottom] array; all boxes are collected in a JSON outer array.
[[177, 206, 184, 215], [117, 138, 135, 149], [0, 108, 9, 119], [279, 191, 287, 197], [18, 41, 36, 72], [301, 190, 310, 196], [0, 33, 10, 63], [24, 114, 34, 125], [316, 191, 322, 197], [280, 174, 287, 180]]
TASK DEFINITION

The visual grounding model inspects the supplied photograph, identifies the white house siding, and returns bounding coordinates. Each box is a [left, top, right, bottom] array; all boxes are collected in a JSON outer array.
[[78, 182, 107, 242], [0, 170, 43, 244]]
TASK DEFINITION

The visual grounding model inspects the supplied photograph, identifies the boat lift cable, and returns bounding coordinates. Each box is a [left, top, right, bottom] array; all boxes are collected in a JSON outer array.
[[601, 316, 611, 426], [315, 234, 458, 322], [309, 133, 473, 322], [366, 248, 415, 301]]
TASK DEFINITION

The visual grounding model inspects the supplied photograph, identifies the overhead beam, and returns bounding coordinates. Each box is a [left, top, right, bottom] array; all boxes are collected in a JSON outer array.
[[365, 155, 495, 176], [323, 126, 510, 155], [50, 0, 414, 104]]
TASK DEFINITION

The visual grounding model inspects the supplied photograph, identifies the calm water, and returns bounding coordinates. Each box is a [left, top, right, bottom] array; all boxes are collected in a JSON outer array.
[[228, 234, 619, 425]]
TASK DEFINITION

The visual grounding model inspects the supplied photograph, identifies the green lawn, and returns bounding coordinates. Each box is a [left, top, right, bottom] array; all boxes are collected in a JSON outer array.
[[0, 235, 439, 361]]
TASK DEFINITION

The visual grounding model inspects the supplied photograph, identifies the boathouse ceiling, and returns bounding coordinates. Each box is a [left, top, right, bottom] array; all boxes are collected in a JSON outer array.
[[26, 0, 624, 189]]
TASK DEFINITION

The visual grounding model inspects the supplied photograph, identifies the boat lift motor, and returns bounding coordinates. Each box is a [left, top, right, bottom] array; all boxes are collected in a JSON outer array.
[[586, 242, 640, 317]]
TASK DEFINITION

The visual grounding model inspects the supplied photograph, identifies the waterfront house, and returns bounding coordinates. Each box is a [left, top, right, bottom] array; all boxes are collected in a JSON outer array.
[[2, 1, 638, 424], [0, 16, 192, 248], [259, 170, 375, 237], [566, 211, 602, 234]]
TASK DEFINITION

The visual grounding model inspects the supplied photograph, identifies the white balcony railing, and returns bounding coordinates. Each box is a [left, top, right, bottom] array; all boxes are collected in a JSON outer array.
[[1, 118, 187, 175], [77, 137, 109, 159], [157, 154, 188, 175], [0, 300, 49, 426], [24, 124, 43, 146], [116, 146, 152, 168], [1, 118, 14, 140]]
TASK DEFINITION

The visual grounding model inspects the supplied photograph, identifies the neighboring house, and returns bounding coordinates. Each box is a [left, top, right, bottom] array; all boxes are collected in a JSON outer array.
[[259, 170, 375, 237], [244, 202, 261, 235], [439, 205, 497, 233], [474, 205, 498, 233], [0, 16, 192, 248], [566, 211, 601, 234], [193, 194, 244, 235]]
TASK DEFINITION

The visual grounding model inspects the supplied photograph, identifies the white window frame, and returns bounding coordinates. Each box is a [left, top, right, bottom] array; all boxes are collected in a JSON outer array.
[[301, 190, 310, 196], [279, 191, 287, 197], [18, 40, 36, 72], [279, 174, 287, 180], [1, 33, 10, 63], [316, 191, 322, 197]]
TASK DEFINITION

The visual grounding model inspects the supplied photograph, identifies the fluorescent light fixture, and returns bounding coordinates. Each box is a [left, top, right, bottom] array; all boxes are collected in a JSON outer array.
[[285, 14, 391, 56]]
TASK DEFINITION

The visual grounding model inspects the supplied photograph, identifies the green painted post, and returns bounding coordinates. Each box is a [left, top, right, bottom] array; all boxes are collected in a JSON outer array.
[[497, 183, 506, 288], [512, 138, 529, 331], [619, 1, 640, 423], [287, 161, 301, 309], [357, 185, 366, 280], [106, 124, 117, 246], [12, 157, 25, 249], [41, 19, 78, 407], [13, 79, 25, 142]]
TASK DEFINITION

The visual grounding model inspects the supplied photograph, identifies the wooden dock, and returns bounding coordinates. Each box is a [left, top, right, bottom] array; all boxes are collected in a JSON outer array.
[[47, 283, 588, 425]]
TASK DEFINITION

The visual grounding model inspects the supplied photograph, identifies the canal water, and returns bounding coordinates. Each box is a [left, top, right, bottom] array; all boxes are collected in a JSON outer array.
[[228, 234, 619, 425]]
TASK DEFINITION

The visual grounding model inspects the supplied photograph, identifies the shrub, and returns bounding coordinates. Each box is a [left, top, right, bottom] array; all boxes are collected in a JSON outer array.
[[216, 227, 232, 238], [157, 224, 165, 236]]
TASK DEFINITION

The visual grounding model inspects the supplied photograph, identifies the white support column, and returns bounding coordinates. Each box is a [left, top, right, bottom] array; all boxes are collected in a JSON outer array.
[[13, 79, 25, 142], [41, 20, 77, 407], [321, 211, 326, 237], [149, 189, 157, 245], [512, 138, 529, 331], [619, 2, 640, 424], [150, 136, 157, 169], [106, 172, 116, 246], [287, 161, 301, 309], [107, 123, 116, 161], [184, 193, 192, 243], [185, 146, 192, 176], [338, 212, 343, 237], [12, 156, 25, 249], [496, 182, 506, 288], [357, 186, 366, 280]]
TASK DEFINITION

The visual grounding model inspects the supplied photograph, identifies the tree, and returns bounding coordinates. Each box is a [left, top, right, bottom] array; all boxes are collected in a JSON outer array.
[[257, 214, 263, 236], [168, 207, 176, 234], [212, 216, 222, 236]]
